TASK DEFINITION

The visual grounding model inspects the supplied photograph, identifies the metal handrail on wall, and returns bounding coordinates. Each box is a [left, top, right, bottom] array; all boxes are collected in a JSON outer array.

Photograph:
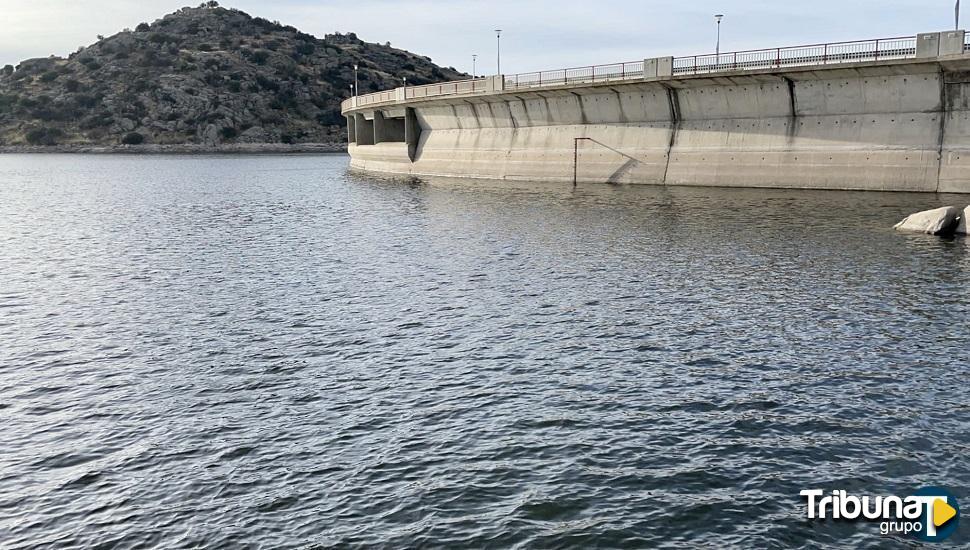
[[342, 33, 955, 112], [672, 36, 916, 75], [507, 60, 645, 90]]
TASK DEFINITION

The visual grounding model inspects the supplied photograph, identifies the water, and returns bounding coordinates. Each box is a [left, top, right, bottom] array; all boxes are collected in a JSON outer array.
[[1, 154, 968, 549]]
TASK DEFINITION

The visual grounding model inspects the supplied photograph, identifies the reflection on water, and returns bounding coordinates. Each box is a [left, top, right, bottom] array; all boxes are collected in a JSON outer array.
[[0, 154, 968, 548]]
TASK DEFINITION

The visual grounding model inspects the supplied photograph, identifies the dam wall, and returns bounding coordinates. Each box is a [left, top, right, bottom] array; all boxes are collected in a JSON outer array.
[[343, 32, 970, 193]]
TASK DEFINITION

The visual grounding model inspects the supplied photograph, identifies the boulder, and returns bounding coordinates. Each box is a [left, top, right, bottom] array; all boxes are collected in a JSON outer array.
[[237, 126, 274, 143], [894, 206, 962, 236], [199, 123, 220, 145]]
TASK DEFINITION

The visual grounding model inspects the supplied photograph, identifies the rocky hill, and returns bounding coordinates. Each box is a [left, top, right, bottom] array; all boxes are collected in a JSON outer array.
[[0, 2, 466, 147]]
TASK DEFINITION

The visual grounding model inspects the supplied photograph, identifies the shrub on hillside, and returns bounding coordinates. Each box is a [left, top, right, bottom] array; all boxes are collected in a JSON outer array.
[[251, 50, 270, 65], [0, 94, 18, 113], [25, 127, 64, 145], [121, 132, 145, 145], [148, 33, 175, 45]]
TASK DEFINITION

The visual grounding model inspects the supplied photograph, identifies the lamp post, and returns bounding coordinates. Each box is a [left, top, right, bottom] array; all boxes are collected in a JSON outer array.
[[402, 76, 407, 99], [495, 29, 502, 75], [472, 54, 477, 78], [958, 0, 962, 30], [353, 64, 359, 97], [715, 14, 724, 64]]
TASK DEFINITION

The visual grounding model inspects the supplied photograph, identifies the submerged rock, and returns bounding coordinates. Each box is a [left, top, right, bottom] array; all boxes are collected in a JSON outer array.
[[893, 206, 962, 236], [958, 206, 969, 235]]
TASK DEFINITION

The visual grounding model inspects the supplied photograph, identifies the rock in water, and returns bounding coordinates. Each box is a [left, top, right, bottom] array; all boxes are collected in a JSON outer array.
[[893, 206, 961, 235], [957, 206, 969, 235]]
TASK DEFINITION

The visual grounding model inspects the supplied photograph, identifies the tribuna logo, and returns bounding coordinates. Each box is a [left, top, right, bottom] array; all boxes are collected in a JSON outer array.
[[801, 487, 960, 541]]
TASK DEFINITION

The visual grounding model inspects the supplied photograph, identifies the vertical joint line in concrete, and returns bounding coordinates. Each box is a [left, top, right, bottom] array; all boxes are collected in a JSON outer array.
[[611, 88, 629, 123], [569, 92, 588, 125], [508, 97, 522, 129], [451, 105, 463, 130], [936, 65, 948, 193], [660, 84, 681, 185], [463, 100, 481, 128], [404, 107, 420, 163], [782, 76, 798, 142], [782, 76, 797, 119]]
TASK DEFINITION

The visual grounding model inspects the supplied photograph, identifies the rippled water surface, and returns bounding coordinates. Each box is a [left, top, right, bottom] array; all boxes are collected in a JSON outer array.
[[1, 154, 969, 548]]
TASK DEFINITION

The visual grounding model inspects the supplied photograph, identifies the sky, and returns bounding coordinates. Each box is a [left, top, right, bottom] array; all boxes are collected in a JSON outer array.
[[0, 0, 962, 74]]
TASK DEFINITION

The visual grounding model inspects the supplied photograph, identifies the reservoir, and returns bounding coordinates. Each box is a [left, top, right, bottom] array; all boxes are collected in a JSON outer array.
[[1, 154, 968, 547]]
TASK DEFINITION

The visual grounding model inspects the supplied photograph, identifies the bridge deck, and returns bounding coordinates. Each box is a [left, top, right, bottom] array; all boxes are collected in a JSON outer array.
[[342, 32, 968, 113]]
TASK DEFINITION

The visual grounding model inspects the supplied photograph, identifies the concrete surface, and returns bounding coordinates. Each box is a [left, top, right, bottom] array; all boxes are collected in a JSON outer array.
[[343, 40, 970, 193]]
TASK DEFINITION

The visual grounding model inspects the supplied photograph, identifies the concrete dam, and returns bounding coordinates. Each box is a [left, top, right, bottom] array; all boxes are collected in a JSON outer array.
[[342, 31, 970, 193]]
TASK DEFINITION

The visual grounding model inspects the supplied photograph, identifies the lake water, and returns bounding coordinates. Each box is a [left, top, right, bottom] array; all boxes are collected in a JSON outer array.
[[1, 154, 968, 548]]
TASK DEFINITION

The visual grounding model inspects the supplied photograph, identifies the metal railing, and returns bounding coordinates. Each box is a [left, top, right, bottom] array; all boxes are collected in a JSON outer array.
[[353, 89, 397, 108], [344, 78, 490, 111], [672, 36, 916, 75], [404, 77, 490, 99], [343, 33, 962, 112], [506, 60, 644, 89]]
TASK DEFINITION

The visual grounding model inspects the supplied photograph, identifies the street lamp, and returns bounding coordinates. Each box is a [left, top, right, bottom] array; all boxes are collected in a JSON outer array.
[[495, 29, 503, 75], [957, 1, 962, 31], [353, 64, 359, 97], [472, 54, 477, 78], [715, 14, 724, 62], [402, 76, 407, 99]]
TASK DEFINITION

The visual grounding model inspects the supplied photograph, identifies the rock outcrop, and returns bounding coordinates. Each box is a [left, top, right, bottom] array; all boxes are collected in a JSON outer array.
[[0, 2, 466, 147], [894, 206, 962, 235]]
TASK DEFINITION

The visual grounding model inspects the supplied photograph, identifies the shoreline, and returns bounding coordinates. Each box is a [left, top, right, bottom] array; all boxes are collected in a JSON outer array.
[[0, 143, 348, 155]]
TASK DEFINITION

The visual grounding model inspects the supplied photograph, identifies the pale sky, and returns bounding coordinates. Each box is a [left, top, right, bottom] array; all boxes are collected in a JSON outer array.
[[0, 0, 961, 74]]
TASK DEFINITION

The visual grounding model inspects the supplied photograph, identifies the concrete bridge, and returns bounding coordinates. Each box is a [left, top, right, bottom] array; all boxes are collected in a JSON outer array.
[[342, 31, 970, 193]]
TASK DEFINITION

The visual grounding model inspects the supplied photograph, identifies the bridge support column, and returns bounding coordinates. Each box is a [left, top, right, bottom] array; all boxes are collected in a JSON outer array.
[[405, 107, 421, 161], [346, 114, 356, 144], [373, 111, 386, 144], [354, 113, 374, 145]]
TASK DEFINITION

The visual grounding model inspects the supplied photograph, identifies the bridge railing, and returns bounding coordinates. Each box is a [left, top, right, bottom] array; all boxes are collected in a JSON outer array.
[[342, 33, 962, 112], [405, 77, 490, 99], [353, 89, 397, 108], [342, 78, 488, 111], [672, 36, 916, 75], [506, 60, 645, 89]]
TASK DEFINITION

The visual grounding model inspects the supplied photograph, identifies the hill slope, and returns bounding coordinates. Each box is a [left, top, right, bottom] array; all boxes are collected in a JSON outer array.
[[0, 3, 466, 147]]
